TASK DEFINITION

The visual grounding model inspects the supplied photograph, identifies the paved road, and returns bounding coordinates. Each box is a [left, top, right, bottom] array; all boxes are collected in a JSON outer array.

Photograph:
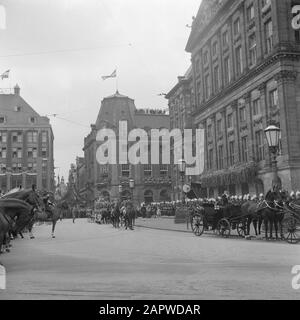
[[0, 219, 299, 300]]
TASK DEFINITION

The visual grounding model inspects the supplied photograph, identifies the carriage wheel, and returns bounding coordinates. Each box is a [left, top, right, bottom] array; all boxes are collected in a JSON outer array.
[[191, 214, 205, 237], [282, 217, 300, 244], [237, 221, 246, 238], [217, 218, 231, 238]]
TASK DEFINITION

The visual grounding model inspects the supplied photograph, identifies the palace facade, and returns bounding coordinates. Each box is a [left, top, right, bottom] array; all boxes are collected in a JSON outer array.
[[182, 0, 300, 196]]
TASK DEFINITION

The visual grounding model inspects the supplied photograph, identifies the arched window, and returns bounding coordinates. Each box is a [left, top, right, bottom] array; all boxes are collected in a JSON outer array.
[[144, 190, 153, 204]]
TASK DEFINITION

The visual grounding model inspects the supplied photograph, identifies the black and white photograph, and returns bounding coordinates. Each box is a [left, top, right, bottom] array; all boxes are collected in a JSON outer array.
[[0, 0, 300, 304]]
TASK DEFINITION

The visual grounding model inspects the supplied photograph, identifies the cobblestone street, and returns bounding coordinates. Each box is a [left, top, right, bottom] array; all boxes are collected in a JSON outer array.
[[0, 219, 299, 300]]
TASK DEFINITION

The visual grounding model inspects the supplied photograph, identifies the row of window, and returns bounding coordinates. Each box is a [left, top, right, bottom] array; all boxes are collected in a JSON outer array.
[[0, 147, 48, 159], [0, 131, 48, 143], [0, 116, 37, 124], [207, 130, 265, 170], [196, 10, 274, 102], [0, 161, 48, 173], [118, 164, 169, 178], [206, 88, 278, 138]]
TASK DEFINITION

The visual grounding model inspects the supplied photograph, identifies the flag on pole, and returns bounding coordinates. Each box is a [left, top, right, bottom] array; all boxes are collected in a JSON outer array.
[[0, 70, 9, 80], [101, 69, 117, 80]]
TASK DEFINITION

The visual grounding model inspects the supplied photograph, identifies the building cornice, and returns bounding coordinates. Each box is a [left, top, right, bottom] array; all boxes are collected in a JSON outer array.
[[192, 51, 299, 118]]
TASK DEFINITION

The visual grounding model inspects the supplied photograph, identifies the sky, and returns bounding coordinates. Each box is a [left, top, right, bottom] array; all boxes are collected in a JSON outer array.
[[0, 0, 201, 180]]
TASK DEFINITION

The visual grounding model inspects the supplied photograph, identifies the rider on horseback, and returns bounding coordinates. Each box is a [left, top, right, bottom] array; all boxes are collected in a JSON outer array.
[[42, 192, 54, 219]]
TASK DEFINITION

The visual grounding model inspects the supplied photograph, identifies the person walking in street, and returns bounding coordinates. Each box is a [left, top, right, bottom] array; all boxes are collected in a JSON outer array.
[[72, 205, 78, 223]]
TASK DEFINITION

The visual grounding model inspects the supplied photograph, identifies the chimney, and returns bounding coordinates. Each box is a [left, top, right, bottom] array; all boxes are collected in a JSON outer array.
[[14, 84, 20, 95]]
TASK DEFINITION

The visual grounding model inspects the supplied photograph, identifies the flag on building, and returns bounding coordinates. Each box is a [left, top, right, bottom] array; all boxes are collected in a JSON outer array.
[[102, 69, 117, 80], [0, 70, 9, 80]]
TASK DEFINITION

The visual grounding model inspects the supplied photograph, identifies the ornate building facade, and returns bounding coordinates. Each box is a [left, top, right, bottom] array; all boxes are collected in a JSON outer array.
[[80, 91, 172, 205], [185, 0, 300, 196], [0, 85, 55, 192]]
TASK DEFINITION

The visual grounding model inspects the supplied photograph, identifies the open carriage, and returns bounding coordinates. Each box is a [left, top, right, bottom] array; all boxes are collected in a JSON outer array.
[[190, 201, 246, 238], [282, 202, 300, 244]]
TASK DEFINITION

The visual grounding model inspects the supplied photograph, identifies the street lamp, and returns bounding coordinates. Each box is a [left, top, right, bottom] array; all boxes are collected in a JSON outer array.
[[264, 125, 281, 189], [178, 159, 186, 204], [129, 179, 135, 202]]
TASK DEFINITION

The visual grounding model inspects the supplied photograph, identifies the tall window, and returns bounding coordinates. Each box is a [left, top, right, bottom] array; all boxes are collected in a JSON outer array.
[[222, 30, 229, 46], [42, 132, 47, 143], [217, 119, 222, 136], [0, 132, 7, 143], [160, 164, 168, 176], [12, 148, 18, 158], [265, 20, 273, 54], [213, 65, 219, 92], [203, 51, 208, 65], [121, 164, 130, 177], [241, 136, 248, 162], [235, 46, 243, 76], [269, 89, 278, 108], [247, 4, 255, 22], [249, 33, 257, 66], [42, 147, 47, 157], [208, 149, 213, 170], [252, 98, 261, 116], [204, 74, 210, 100], [0, 147, 7, 158], [229, 141, 235, 166], [255, 130, 264, 161], [224, 57, 230, 85], [218, 145, 224, 169], [239, 107, 246, 122], [233, 18, 240, 36], [144, 164, 152, 177], [27, 131, 38, 143], [207, 124, 212, 139], [212, 42, 218, 56], [227, 113, 233, 129]]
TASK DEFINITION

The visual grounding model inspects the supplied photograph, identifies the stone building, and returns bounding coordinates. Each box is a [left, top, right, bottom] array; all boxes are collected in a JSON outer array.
[[166, 66, 202, 200], [184, 0, 300, 196], [0, 85, 55, 192], [81, 91, 171, 205]]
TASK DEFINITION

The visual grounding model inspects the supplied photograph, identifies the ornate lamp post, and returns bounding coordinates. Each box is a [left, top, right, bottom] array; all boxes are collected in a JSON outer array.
[[264, 125, 281, 189], [178, 159, 186, 204], [129, 179, 135, 202]]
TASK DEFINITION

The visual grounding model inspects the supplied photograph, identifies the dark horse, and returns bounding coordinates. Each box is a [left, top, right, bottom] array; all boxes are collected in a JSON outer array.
[[111, 204, 121, 228], [0, 188, 42, 249], [0, 198, 34, 253], [124, 201, 136, 230], [2, 188, 61, 239], [257, 188, 287, 240]]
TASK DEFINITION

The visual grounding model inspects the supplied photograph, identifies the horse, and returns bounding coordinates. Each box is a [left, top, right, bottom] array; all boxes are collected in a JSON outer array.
[[259, 188, 287, 240], [123, 201, 136, 230], [111, 203, 121, 228], [1, 187, 43, 238], [0, 198, 36, 253]]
